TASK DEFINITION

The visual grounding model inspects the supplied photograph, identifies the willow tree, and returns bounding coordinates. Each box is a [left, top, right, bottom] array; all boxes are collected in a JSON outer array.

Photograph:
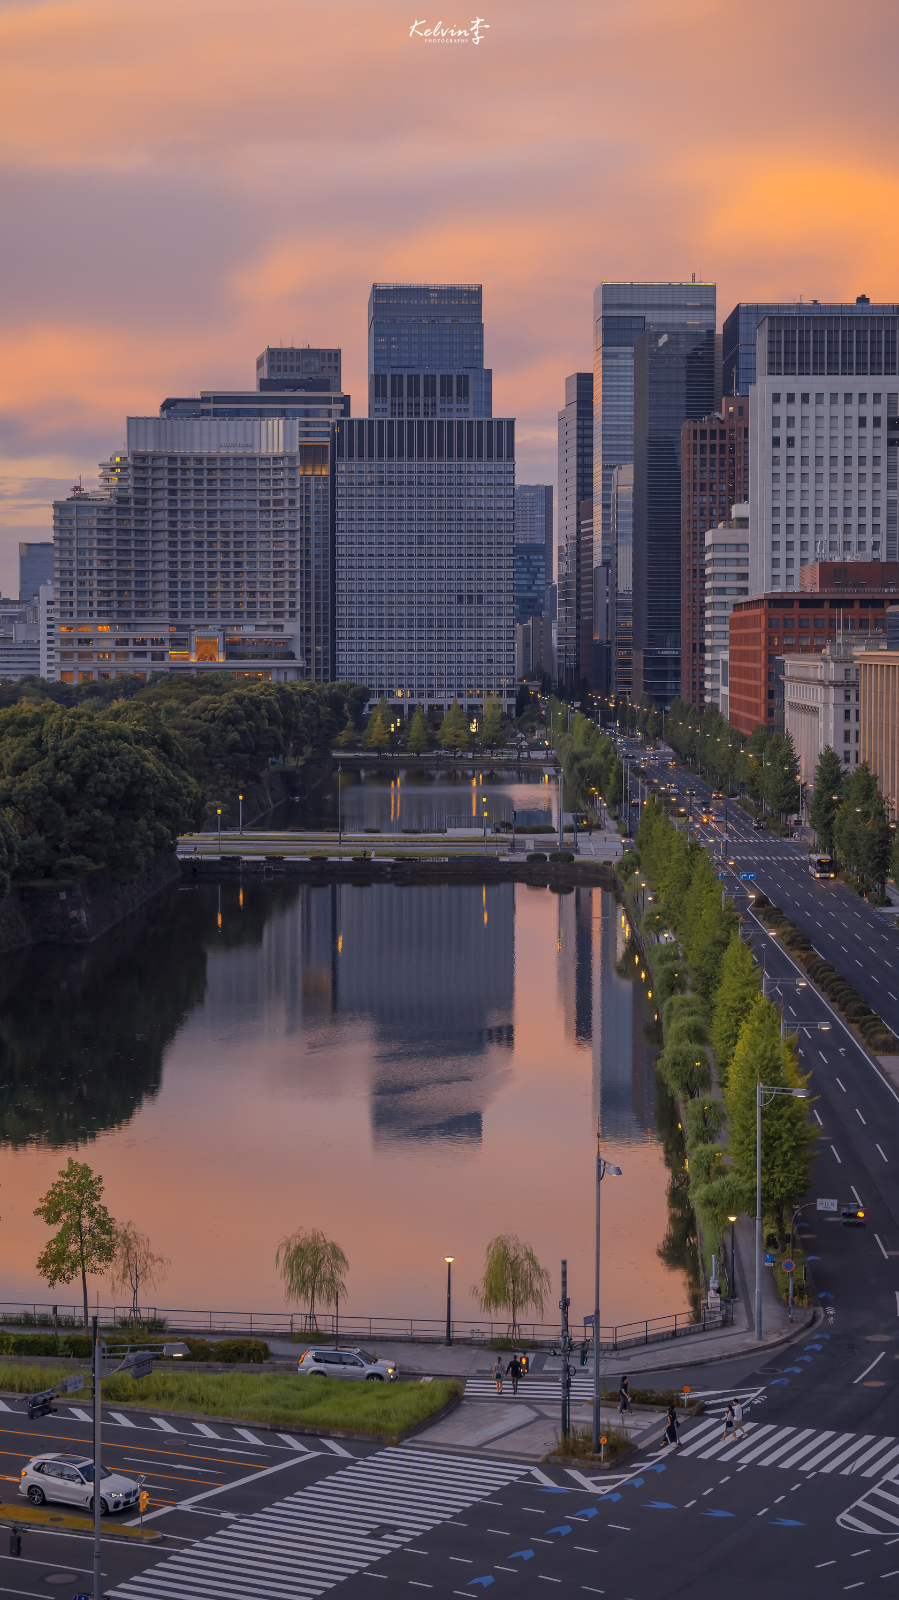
[[276, 1227, 348, 1330], [108, 1222, 170, 1326], [471, 1234, 550, 1340]]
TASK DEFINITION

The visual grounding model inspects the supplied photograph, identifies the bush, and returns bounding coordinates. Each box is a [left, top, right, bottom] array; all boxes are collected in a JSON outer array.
[[0, 1331, 270, 1363], [548, 851, 575, 863], [845, 1001, 875, 1021], [527, 852, 547, 863]]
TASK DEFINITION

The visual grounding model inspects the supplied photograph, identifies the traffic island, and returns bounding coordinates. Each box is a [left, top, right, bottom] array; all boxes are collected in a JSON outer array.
[[0, 1503, 160, 1541]]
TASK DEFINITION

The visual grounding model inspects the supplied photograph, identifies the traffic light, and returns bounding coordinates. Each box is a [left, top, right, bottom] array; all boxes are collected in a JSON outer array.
[[519, 1353, 529, 1376], [579, 1341, 589, 1367], [140, 1490, 149, 1514], [841, 1206, 866, 1227]]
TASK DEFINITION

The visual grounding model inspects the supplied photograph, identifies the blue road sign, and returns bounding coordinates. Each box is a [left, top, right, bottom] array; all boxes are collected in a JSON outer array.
[[764, 1252, 774, 1266], [717, 872, 725, 881], [739, 871, 756, 882], [782, 1259, 795, 1273]]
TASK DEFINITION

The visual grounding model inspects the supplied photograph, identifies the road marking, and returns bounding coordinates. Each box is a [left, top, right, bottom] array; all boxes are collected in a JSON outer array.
[[821, 1052, 829, 1063], [855, 1353, 886, 1385], [857, 1109, 867, 1124], [322, 1439, 353, 1457], [875, 1235, 889, 1259], [815, 1111, 824, 1125], [234, 1428, 266, 1445], [110, 1412, 137, 1428], [193, 1423, 220, 1438], [123, 1449, 321, 1524], [836, 1078, 847, 1092], [832, 1145, 843, 1163], [879, 1147, 889, 1162], [152, 1416, 178, 1433], [69, 1408, 92, 1422], [278, 1434, 317, 1453]]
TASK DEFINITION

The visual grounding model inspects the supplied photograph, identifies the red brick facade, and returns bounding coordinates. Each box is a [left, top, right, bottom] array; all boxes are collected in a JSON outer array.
[[729, 591, 890, 735]]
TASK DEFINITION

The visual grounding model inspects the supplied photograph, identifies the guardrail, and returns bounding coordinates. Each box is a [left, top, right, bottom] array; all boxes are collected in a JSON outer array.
[[0, 1302, 726, 1350]]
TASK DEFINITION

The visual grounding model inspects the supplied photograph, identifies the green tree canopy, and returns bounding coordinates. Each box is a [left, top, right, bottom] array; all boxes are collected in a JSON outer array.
[[439, 699, 468, 754], [471, 1233, 551, 1339], [364, 698, 391, 754], [479, 697, 505, 751], [405, 705, 432, 755], [276, 1227, 349, 1330], [724, 996, 815, 1231], [711, 933, 761, 1087], [809, 746, 845, 852], [762, 732, 800, 818], [833, 761, 892, 892], [34, 1158, 119, 1329], [107, 1222, 170, 1326]]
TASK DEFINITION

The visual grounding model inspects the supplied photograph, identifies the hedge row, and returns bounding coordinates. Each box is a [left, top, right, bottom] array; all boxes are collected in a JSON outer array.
[[0, 1331, 270, 1363], [753, 896, 899, 1052]]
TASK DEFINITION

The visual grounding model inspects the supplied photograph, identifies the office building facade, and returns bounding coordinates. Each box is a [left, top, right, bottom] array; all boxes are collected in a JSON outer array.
[[594, 282, 716, 698], [702, 505, 750, 710], [632, 326, 716, 707], [367, 284, 492, 419], [610, 464, 633, 699], [748, 311, 899, 595], [514, 484, 553, 594], [255, 346, 342, 389], [728, 588, 889, 734], [783, 642, 861, 780], [19, 542, 53, 604], [722, 298, 899, 399], [334, 416, 516, 711], [39, 583, 56, 680], [557, 373, 593, 687], [858, 649, 899, 814], [516, 614, 557, 682], [681, 400, 750, 709]]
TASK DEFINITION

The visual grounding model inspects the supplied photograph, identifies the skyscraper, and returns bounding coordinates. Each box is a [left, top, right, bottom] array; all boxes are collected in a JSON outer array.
[[514, 483, 553, 622], [680, 397, 750, 709], [557, 373, 593, 688], [594, 282, 716, 695], [748, 308, 899, 594], [367, 284, 492, 418], [721, 299, 899, 397], [19, 541, 53, 604], [255, 346, 342, 389], [610, 465, 633, 699], [632, 326, 716, 707]]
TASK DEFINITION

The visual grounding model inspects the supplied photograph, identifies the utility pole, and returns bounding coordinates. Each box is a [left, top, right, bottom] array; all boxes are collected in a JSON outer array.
[[558, 772, 564, 850], [92, 1316, 101, 1600], [560, 1260, 571, 1443]]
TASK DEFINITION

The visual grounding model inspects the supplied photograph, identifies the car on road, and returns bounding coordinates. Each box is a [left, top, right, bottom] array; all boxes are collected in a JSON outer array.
[[752, 818, 766, 829], [20, 1453, 141, 1515], [297, 1347, 398, 1381]]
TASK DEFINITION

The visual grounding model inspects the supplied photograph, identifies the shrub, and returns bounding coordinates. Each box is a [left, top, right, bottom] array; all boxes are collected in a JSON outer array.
[[549, 851, 575, 863], [527, 852, 547, 863], [845, 1001, 875, 1022]]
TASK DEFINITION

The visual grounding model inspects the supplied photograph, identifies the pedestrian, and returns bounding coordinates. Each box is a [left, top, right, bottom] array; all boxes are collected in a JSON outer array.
[[492, 1356, 505, 1395], [720, 1402, 735, 1444], [663, 1406, 680, 1451], [509, 1354, 520, 1395], [732, 1398, 747, 1440], [618, 1375, 631, 1417]]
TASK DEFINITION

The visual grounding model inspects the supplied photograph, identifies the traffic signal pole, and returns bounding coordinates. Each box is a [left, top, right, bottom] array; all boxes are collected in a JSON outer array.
[[92, 1316, 101, 1600]]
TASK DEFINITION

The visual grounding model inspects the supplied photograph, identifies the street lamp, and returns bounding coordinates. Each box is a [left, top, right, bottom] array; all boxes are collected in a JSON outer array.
[[755, 1082, 808, 1340], [238, 793, 243, 836], [337, 763, 343, 845], [216, 807, 222, 850], [727, 1214, 739, 1301], [592, 1124, 623, 1454], [445, 1257, 454, 1346]]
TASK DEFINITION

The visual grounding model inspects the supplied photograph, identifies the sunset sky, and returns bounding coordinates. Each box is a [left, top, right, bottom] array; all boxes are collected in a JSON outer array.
[[0, 0, 896, 596]]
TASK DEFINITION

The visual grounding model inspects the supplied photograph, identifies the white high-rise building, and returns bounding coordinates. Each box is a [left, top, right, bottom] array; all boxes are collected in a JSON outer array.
[[334, 417, 516, 711], [39, 582, 56, 680], [749, 308, 899, 592]]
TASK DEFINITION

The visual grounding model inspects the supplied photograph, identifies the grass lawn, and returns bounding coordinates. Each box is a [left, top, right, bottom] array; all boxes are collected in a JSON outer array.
[[0, 1364, 461, 1438]]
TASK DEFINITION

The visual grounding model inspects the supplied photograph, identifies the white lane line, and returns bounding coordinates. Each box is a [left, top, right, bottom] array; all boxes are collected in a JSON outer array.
[[124, 1452, 322, 1525], [193, 1423, 221, 1439], [235, 1428, 266, 1445], [855, 1352, 886, 1385], [895, 1291, 899, 1316], [758, 1430, 815, 1467], [278, 1434, 317, 1453], [846, 1439, 899, 1477], [836, 1078, 847, 1092], [321, 1439, 353, 1457], [879, 1146, 890, 1162], [832, 1145, 843, 1163], [857, 1109, 867, 1124], [110, 1412, 137, 1428], [875, 1234, 889, 1259], [69, 1408, 92, 1422], [815, 1110, 824, 1125], [152, 1416, 179, 1433], [799, 1433, 859, 1472], [774, 1432, 837, 1470], [820, 1051, 829, 1063]]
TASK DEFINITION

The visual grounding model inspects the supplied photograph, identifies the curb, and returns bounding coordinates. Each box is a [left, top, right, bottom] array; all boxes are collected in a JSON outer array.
[[595, 1305, 819, 1375]]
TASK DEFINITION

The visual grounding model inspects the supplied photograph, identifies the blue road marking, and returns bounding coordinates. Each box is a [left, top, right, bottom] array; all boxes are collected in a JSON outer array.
[[806, 1258, 822, 1263], [783, 1366, 803, 1374], [467, 1580, 494, 1589], [621, 1477, 644, 1490], [534, 1486, 569, 1493], [820, 1291, 834, 1299], [796, 1356, 813, 1363], [702, 1510, 736, 1518], [509, 1551, 534, 1561], [574, 1508, 598, 1518], [600, 1493, 622, 1503], [769, 1518, 804, 1526], [547, 1525, 571, 1536], [645, 1464, 667, 1475], [645, 1501, 677, 1508]]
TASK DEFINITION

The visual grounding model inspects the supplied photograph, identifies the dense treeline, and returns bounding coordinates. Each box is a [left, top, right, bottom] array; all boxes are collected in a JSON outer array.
[[554, 709, 624, 816], [625, 799, 815, 1285], [666, 699, 801, 819], [0, 677, 366, 892]]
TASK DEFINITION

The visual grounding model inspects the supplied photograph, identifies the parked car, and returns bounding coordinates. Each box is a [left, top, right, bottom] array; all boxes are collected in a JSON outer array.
[[20, 1453, 141, 1515], [296, 1347, 397, 1382]]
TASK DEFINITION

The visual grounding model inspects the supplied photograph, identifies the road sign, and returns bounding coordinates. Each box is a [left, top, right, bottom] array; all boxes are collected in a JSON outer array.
[[817, 1197, 839, 1212], [717, 872, 725, 881], [739, 871, 756, 882], [782, 1259, 795, 1273], [764, 1252, 774, 1266], [64, 1375, 84, 1394]]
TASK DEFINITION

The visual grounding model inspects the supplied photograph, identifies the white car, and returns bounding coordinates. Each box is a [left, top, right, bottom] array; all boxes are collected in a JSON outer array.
[[20, 1452, 141, 1515], [297, 1346, 397, 1382]]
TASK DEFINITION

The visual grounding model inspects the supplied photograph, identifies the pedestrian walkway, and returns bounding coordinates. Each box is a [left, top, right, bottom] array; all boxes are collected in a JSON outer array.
[[465, 1376, 597, 1401], [108, 1448, 528, 1600], [654, 1411, 899, 1478], [838, 1463, 899, 1534]]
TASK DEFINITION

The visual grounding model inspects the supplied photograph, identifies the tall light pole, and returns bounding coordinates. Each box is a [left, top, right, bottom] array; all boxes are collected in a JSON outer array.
[[337, 763, 343, 845], [558, 772, 564, 850], [444, 1256, 454, 1346], [238, 793, 243, 836], [593, 1125, 622, 1454], [755, 1082, 808, 1340], [216, 807, 222, 850], [727, 1213, 738, 1301]]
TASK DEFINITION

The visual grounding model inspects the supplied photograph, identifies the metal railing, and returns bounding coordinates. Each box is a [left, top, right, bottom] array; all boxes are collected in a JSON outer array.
[[0, 1301, 725, 1350]]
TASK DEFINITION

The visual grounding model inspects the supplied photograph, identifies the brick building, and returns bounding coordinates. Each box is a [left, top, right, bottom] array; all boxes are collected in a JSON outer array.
[[680, 398, 750, 709], [729, 590, 890, 735]]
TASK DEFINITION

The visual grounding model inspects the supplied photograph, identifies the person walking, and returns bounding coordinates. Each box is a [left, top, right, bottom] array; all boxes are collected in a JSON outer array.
[[618, 1375, 631, 1418], [732, 1398, 747, 1440], [509, 1354, 521, 1395], [492, 1356, 505, 1395], [663, 1405, 680, 1451], [720, 1402, 735, 1444]]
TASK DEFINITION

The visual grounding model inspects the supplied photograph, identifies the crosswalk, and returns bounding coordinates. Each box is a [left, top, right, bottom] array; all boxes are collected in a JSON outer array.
[[108, 1447, 528, 1600], [838, 1464, 899, 1534], [465, 1376, 596, 1401], [660, 1412, 899, 1477]]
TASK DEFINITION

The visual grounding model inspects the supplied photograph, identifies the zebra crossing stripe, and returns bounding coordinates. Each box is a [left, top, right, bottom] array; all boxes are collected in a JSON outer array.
[[193, 1423, 220, 1439], [757, 1429, 816, 1466], [152, 1416, 178, 1433], [861, 1442, 899, 1478], [69, 1407, 92, 1422], [235, 1428, 267, 1445], [110, 1412, 137, 1428], [108, 1446, 528, 1600], [844, 1437, 898, 1475], [819, 1435, 876, 1473], [839, 1467, 899, 1534]]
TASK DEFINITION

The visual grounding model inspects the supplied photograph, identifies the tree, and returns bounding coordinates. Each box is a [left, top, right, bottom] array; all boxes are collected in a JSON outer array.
[[809, 746, 845, 852], [724, 996, 815, 1235], [332, 713, 360, 752], [762, 732, 800, 820], [34, 1158, 119, 1329], [479, 697, 505, 751], [743, 724, 769, 804], [710, 934, 761, 1087], [108, 1222, 170, 1326], [405, 705, 432, 755], [276, 1227, 349, 1330], [439, 699, 468, 755], [364, 699, 390, 755], [833, 761, 892, 893], [471, 1233, 551, 1340]]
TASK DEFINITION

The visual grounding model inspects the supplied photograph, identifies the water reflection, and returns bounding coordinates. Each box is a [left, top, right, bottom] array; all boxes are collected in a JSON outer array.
[[0, 881, 693, 1325], [256, 764, 559, 833]]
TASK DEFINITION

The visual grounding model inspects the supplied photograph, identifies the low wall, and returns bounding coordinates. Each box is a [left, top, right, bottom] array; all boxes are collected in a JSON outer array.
[[0, 850, 182, 954], [182, 856, 618, 888]]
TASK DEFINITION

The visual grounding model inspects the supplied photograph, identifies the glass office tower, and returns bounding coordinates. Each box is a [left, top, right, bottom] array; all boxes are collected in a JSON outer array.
[[593, 282, 716, 694], [721, 299, 899, 397], [367, 284, 492, 418]]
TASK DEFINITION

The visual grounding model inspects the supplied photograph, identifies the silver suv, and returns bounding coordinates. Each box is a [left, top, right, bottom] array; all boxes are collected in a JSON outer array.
[[19, 1452, 141, 1514], [297, 1346, 397, 1382]]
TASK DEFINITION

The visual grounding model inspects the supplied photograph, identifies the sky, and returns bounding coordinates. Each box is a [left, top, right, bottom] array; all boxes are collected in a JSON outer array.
[[1, 0, 897, 596]]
